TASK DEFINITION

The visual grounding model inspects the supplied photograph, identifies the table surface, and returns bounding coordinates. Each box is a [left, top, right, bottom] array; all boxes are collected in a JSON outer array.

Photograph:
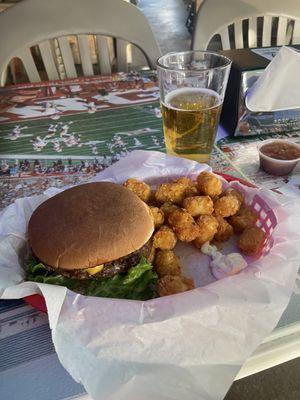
[[1, 71, 300, 400]]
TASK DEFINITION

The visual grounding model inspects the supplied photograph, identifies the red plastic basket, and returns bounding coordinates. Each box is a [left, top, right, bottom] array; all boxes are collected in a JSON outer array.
[[23, 173, 257, 314]]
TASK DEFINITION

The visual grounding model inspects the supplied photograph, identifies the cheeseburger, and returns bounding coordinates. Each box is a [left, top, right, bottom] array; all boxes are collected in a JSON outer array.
[[27, 182, 157, 300]]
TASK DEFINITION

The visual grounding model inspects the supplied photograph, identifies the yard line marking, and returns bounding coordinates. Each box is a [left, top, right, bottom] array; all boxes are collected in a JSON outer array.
[[0, 100, 158, 127]]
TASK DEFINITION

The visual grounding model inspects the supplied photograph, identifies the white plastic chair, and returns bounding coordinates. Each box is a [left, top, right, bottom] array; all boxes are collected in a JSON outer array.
[[0, 0, 161, 85], [192, 0, 300, 50]]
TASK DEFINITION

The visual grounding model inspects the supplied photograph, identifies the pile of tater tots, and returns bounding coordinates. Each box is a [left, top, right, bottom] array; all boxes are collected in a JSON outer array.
[[124, 171, 266, 296]]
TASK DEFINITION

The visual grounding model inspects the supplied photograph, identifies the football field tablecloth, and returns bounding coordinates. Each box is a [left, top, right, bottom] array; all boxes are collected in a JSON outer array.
[[0, 103, 165, 157], [0, 103, 243, 209]]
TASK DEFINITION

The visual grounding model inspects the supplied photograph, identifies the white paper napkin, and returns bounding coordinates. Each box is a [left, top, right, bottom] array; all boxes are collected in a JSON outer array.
[[246, 46, 300, 112]]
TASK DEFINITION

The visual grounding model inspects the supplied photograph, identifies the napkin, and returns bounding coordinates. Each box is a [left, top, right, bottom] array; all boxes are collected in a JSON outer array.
[[1, 150, 300, 400], [246, 46, 300, 112]]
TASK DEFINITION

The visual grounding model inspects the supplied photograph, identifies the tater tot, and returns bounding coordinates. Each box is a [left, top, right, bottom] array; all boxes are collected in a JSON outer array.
[[229, 206, 258, 234], [157, 275, 195, 297], [173, 177, 198, 198], [197, 171, 222, 197], [168, 209, 200, 242], [223, 188, 244, 205], [237, 227, 266, 256], [182, 195, 214, 217], [184, 185, 198, 197], [182, 276, 195, 290], [152, 225, 177, 250], [193, 215, 219, 248], [214, 215, 234, 242], [168, 208, 194, 226], [160, 202, 180, 218], [173, 177, 194, 188], [214, 195, 241, 217], [155, 182, 186, 205], [173, 223, 200, 242], [123, 178, 151, 202], [155, 250, 181, 277], [149, 206, 165, 228]]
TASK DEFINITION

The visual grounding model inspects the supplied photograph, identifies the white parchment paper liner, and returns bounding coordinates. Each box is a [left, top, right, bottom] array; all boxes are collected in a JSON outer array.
[[1, 150, 300, 400]]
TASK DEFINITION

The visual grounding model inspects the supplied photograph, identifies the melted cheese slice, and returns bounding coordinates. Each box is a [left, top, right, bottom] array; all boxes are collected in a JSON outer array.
[[86, 264, 104, 276]]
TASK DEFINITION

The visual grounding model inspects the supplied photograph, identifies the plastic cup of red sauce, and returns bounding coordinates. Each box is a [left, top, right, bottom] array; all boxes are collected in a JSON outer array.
[[258, 139, 300, 176]]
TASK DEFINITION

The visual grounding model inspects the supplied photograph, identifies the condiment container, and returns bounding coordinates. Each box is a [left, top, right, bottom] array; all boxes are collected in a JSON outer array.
[[258, 139, 300, 176]]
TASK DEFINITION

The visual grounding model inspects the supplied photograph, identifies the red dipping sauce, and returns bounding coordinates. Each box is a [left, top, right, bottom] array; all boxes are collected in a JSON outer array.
[[260, 142, 300, 161]]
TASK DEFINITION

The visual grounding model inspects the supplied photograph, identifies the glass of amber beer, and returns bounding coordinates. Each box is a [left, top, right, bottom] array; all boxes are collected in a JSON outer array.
[[157, 51, 231, 163]]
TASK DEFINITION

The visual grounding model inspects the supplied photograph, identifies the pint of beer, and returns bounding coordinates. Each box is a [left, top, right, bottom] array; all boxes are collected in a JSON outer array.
[[157, 51, 231, 163]]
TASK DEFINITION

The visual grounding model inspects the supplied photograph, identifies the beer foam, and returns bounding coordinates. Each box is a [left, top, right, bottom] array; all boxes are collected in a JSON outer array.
[[163, 87, 221, 111]]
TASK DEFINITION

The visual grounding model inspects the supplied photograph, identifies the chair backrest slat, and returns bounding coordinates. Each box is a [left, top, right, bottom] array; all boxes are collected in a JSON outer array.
[[116, 39, 128, 72], [39, 41, 59, 80], [292, 20, 300, 44], [130, 45, 148, 70], [234, 20, 244, 49], [0, 0, 161, 85], [193, 0, 300, 51], [18, 48, 41, 82], [8, 60, 16, 84], [77, 35, 94, 76], [248, 16, 257, 48], [277, 16, 288, 45], [262, 15, 272, 47], [220, 27, 230, 50], [96, 35, 112, 74], [57, 36, 77, 78]]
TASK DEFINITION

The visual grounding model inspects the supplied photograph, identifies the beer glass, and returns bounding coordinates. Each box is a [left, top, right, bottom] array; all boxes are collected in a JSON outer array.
[[157, 51, 231, 163]]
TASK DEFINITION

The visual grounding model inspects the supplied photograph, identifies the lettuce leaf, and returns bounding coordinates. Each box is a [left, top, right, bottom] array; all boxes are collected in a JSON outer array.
[[27, 256, 157, 300], [85, 258, 157, 300], [27, 256, 81, 290]]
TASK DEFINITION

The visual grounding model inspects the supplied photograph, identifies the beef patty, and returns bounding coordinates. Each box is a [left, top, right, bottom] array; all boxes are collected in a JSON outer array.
[[40, 239, 155, 280]]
